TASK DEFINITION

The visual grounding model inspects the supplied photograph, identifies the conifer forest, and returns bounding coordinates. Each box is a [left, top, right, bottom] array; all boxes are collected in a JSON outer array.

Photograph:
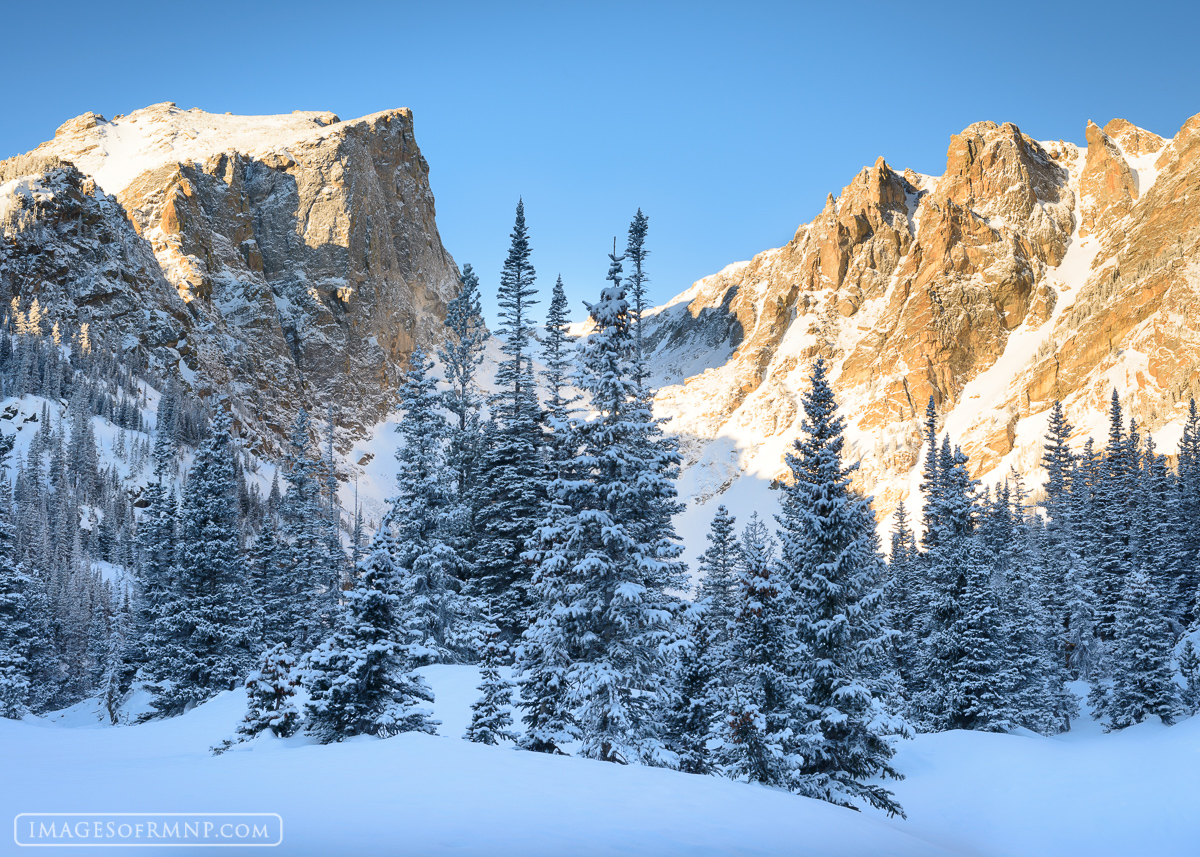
[[3, 203, 1199, 834]]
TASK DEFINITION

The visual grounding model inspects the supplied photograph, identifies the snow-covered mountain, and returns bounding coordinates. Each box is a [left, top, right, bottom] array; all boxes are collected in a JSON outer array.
[[644, 115, 1200, 552], [0, 103, 458, 455]]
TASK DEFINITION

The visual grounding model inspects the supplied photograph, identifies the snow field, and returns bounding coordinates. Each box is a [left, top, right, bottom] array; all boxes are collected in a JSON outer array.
[[3, 670, 1197, 856]]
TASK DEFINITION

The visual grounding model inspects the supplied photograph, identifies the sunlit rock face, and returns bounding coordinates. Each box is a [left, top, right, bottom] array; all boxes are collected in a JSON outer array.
[[645, 114, 1200, 520], [1, 103, 459, 451]]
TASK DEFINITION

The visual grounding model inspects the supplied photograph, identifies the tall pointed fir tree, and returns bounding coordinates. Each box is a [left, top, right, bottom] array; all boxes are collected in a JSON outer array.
[[0, 458, 33, 718], [474, 201, 544, 644], [535, 254, 687, 765], [1094, 390, 1140, 640], [214, 642, 301, 753], [148, 408, 257, 716], [887, 501, 921, 693], [776, 357, 906, 816], [919, 395, 943, 552], [302, 553, 438, 743], [385, 348, 468, 666], [438, 263, 489, 569], [279, 408, 331, 647], [1105, 571, 1180, 730], [464, 612, 518, 745], [697, 504, 739, 638], [624, 209, 650, 388], [661, 598, 722, 775], [917, 437, 1012, 733], [717, 514, 802, 787], [1175, 398, 1200, 624]]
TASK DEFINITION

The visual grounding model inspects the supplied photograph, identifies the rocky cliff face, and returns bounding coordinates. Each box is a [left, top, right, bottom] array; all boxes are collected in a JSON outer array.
[[647, 113, 1200, 529], [0, 103, 458, 451]]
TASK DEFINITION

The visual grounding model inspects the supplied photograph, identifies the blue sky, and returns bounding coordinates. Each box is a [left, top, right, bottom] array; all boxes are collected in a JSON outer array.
[[4, 0, 1198, 325]]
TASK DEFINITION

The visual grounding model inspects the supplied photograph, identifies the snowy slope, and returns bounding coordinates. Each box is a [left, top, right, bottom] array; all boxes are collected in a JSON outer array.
[[4, 668, 1196, 857], [2, 667, 953, 857]]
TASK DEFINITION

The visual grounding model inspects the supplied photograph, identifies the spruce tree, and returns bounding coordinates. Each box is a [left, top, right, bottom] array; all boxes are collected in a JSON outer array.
[[279, 408, 329, 647], [148, 408, 257, 716], [302, 557, 437, 743], [661, 599, 722, 775], [887, 501, 921, 694], [388, 349, 468, 666], [439, 263, 488, 570], [696, 504, 739, 636], [718, 514, 801, 787], [464, 617, 518, 745], [545, 262, 687, 765], [214, 643, 301, 753], [777, 357, 905, 816], [624, 210, 650, 388], [474, 202, 543, 643], [1105, 571, 1180, 730]]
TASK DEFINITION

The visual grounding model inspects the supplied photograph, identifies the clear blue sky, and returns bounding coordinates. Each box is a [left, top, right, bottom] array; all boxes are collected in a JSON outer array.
[[4, 0, 1198, 326]]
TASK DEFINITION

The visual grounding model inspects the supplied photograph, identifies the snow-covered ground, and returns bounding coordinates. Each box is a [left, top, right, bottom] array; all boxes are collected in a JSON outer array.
[[2, 669, 1195, 856]]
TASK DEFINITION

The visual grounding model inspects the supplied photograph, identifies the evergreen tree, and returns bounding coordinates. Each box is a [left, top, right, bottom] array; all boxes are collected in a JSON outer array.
[[696, 505, 739, 636], [302, 558, 438, 743], [777, 357, 905, 816], [546, 264, 687, 765], [624, 210, 650, 388], [919, 396, 942, 552], [439, 263, 488, 569], [718, 514, 802, 787], [514, 468, 580, 757], [1105, 571, 1180, 730], [464, 617, 518, 745], [1176, 399, 1200, 624], [279, 408, 330, 647], [1094, 390, 1139, 640], [1177, 638, 1200, 717], [661, 599, 721, 775], [475, 202, 543, 643], [887, 501, 921, 693], [214, 643, 301, 753], [387, 349, 468, 666], [918, 441, 1012, 733], [148, 408, 257, 716]]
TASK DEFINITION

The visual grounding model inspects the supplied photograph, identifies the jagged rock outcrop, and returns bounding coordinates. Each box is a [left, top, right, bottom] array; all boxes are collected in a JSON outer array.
[[648, 112, 1200, 523], [0, 103, 458, 450]]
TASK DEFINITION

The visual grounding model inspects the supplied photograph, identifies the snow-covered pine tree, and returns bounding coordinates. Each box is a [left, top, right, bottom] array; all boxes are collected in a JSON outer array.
[[0, 515, 32, 718], [438, 263, 489, 570], [696, 504, 738, 637], [1176, 399, 1200, 625], [148, 408, 257, 716], [215, 643, 301, 753], [1177, 638, 1200, 717], [919, 395, 942, 552], [1105, 570, 1180, 730], [514, 457, 580, 756], [661, 599, 722, 775], [464, 615, 518, 745], [1095, 390, 1140, 640], [279, 408, 331, 647], [548, 254, 687, 765], [474, 202, 544, 644], [887, 501, 921, 694], [302, 556, 437, 743], [718, 514, 802, 787], [918, 440, 1012, 733], [541, 273, 579, 487], [776, 357, 906, 816], [624, 209, 650, 388], [388, 348, 468, 666], [1135, 434, 1184, 625]]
